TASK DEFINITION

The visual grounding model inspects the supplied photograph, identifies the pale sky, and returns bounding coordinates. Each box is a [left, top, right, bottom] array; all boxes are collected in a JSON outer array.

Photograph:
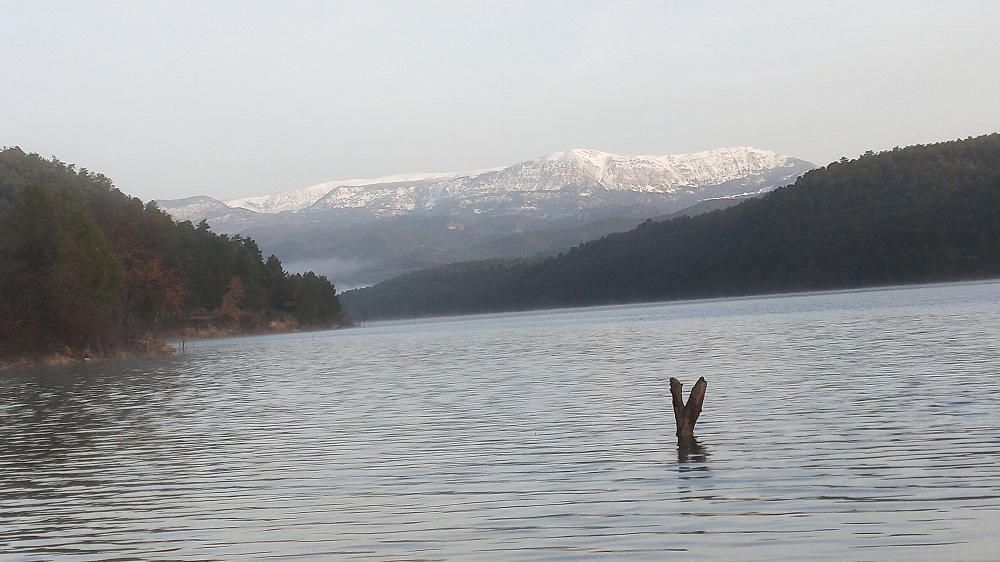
[[3, 1, 999, 201]]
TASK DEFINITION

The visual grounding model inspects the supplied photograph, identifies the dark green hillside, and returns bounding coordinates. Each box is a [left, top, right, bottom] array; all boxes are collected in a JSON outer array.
[[0, 148, 344, 362], [343, 258, 536, 320], [343, 134, 1000, 320]]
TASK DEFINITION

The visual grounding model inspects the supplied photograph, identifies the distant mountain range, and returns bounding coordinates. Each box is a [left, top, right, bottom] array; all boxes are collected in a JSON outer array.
[[157, 147, 815, 287]]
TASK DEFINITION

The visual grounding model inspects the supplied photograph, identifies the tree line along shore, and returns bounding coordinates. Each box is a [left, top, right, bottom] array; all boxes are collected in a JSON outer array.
[[0, 147, 346, 368]]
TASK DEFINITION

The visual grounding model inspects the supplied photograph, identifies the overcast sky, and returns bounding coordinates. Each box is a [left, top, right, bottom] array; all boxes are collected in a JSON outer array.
[[3, 1, 999, 201]]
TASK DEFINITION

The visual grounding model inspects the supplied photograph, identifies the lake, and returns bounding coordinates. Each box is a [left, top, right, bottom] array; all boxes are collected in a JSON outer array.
[[3, 281, 1000, 560]]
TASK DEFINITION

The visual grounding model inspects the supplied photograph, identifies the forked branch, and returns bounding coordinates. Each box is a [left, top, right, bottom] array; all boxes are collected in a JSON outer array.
[[669, 376, 707, 441]]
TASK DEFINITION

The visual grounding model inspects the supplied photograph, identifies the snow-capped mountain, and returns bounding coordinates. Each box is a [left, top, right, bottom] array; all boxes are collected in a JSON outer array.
[[156, 146, 815, 288], [154, 195, 263, 231], [225, 170, 492, 214], [156, 195, 231, 222], [216, 147, 813, 218]]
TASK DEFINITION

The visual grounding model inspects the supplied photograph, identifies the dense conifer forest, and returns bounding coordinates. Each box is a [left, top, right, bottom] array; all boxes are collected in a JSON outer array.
[[0, 148, 344, 362], [343, 134, 1000, 320]]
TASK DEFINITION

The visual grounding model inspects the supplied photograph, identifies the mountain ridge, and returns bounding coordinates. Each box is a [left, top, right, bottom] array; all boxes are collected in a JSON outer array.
[[155, 146, 815, 288], [173, 146, 812, 217]]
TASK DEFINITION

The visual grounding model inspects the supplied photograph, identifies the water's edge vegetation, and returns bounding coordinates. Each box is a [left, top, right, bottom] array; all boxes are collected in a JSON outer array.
[[0, 148, 346, 367], [343, 134, 1000, 320]]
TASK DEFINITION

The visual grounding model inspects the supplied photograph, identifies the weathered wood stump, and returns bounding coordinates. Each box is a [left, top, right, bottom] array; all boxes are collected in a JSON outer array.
[[669, 376, 707, 442]]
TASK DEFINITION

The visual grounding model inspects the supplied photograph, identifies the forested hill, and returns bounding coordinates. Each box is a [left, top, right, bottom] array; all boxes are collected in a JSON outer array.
[[342, 134, 1000, 320], [0, 148, 344, 362]]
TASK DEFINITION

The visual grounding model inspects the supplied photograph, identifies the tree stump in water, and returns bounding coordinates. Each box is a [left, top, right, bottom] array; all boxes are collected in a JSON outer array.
[[669, 377, 707, 442]]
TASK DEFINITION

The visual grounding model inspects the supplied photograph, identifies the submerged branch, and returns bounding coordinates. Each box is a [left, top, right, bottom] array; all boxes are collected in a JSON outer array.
[[669, 376, 707, 442]]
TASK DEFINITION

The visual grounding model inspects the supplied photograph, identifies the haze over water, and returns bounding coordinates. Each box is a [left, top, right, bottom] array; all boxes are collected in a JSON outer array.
[[3, 282, 1000, 560]]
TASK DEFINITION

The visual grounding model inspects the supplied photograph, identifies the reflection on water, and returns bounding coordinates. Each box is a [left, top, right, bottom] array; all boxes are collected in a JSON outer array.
[[2, 281, 1000, 560], [677, 437, 710, 466]]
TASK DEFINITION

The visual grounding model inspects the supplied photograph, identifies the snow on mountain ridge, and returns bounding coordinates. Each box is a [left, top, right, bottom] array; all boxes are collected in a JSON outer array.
[[224, 147, 810, 215], [226, 168, 496, 214], [154, 195, 231, 222], [511, 146, 798, 194], [226, 183, 337, 214]]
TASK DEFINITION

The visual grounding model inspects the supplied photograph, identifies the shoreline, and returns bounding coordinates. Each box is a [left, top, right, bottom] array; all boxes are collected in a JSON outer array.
[[0, 321, 352, 372], [0, 345, 175, 371]]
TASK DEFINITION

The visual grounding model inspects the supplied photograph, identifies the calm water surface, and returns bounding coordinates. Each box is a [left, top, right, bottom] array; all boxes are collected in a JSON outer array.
[[3, 282, 1000, 560]]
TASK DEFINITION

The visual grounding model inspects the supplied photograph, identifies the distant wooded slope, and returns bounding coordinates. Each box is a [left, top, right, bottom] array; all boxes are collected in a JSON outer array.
[[342, 134, 1000, 320]]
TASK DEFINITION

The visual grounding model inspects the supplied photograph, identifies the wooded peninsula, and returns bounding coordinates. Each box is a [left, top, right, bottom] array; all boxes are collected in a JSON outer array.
[[0, 148, 345, 366]]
